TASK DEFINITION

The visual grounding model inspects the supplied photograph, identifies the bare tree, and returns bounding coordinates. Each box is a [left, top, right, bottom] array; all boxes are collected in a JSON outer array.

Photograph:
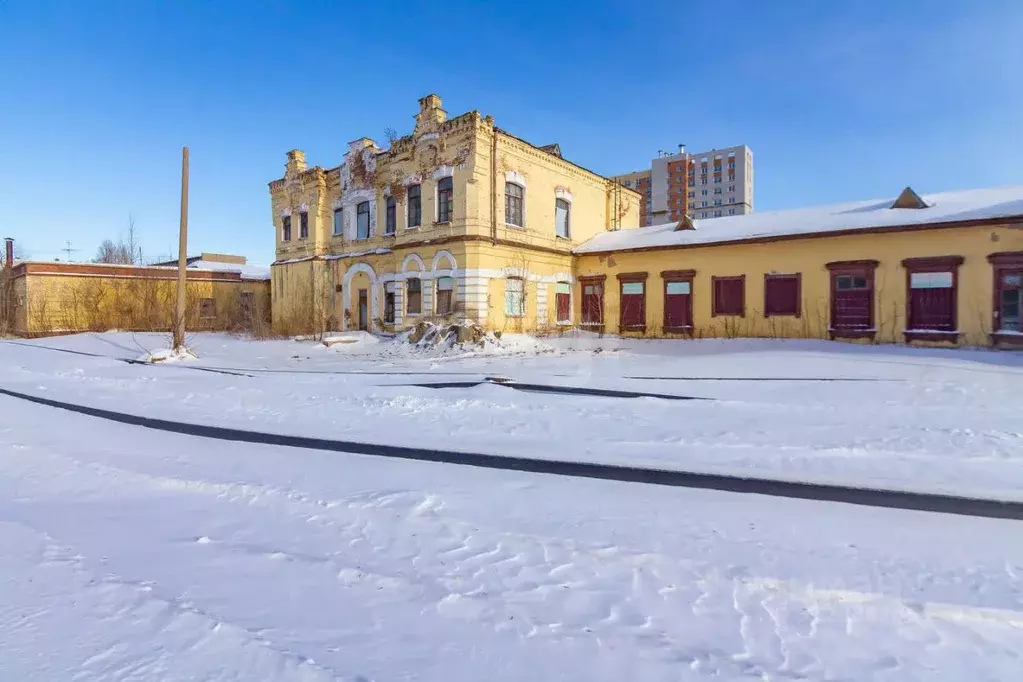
[[93, 214, 143, 264]]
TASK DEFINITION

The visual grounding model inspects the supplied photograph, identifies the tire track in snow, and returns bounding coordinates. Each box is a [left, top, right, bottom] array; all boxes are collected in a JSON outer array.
[[7, 447, 1023, 680]]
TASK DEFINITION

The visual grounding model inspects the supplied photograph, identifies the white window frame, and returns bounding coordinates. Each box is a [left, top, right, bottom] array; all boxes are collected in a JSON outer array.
[[505, 277, 524, 317]]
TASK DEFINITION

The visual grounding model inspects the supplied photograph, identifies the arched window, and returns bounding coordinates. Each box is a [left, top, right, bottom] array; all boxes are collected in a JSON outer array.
[[437, 177, 453, 223], [505, 277, 524, 317], [407, 184, 422, 228], [356, 201, 370, 239], [555, 198, 570, 238], [505, 183, 524, 227], [385, 196, 396, 235]]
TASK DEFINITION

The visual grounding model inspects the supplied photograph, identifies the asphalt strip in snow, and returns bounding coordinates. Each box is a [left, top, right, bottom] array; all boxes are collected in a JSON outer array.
[[2, 385, 1022, 521]]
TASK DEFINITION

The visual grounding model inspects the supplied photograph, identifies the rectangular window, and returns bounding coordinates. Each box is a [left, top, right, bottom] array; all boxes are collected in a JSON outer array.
[[712, 276, 745, 316], [505, 277, 524, 317], [505, 183, 524, 226], [384, 282, 396, 323], [555, 198, 570, 238], [407, 184, 422, 228], [828, 261, 878, 334], [764, 274, 801, 317], [199, 298, 216, 320], [701, 189, 708, 196], [663, 275, 693, 332], [713, 210, 722, 217], [406, 277, 422, 314], [714, 188, 722, 194], [282, 216, 292, 241], [556, 281, 571, 323], [299, 211, 309, 239], [332, 208, 342, 236], [356, 201, 370, 239], [619, 277, 646, 331], [385, 196, 396, 235], [998, 272, 1023, 332], [728, 185, 735, 192], [435, 276, 453, 315], [903, 256, 962, 335], [437, 176, 453, 222], [714, 177, 722, 184]]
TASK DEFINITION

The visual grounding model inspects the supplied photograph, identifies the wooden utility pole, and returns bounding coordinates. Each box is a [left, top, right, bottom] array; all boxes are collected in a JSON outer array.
[[173, 146, 189, 351]]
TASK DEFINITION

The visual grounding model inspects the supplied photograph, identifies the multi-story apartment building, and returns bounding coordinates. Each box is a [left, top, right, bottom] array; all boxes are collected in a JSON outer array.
[[268, 94, 640, 334], [615, 144, 754, 225]]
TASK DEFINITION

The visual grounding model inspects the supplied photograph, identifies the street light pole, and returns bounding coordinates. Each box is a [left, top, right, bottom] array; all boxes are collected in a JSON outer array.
[[173, 146, 189, 351]]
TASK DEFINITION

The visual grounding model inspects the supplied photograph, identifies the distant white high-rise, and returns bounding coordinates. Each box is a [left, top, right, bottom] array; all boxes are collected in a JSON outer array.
[[615, 144, 754, 225]]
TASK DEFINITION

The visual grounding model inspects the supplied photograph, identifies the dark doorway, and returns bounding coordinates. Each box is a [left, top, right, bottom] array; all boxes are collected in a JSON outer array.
[[358, 290, 368, 331]]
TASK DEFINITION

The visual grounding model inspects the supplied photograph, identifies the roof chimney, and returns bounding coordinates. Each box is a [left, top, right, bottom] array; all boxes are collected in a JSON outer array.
[[4, 237, 12, 269]]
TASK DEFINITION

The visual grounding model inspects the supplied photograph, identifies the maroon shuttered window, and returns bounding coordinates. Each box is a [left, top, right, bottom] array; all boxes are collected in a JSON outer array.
[[618, 274, 647, 332], [827, 260, 878, 337], [764, 274, 801, 317], [662, 270, 695, 333], [555, 282, 571, 323], [902, 256, 963, 340], [580, 278, 604, 326], [712, 276, 745, 316]]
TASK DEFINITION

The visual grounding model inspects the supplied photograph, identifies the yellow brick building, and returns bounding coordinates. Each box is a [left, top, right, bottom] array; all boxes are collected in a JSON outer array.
[[5, 255, 270, 336], [574, 186, 1023, 347], [268, 94, 640, 335]]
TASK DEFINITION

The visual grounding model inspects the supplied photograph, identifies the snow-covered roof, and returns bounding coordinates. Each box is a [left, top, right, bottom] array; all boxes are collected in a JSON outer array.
[[188, 260, 270, 280], [576, 185, 1023, 254]]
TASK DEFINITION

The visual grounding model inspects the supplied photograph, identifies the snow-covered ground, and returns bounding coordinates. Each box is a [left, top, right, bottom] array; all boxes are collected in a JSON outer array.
[[1, 332, 1022, 680]]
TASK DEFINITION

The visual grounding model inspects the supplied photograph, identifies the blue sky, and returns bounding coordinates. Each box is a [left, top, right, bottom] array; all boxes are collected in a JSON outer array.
[[1, 0, 1021, 264]]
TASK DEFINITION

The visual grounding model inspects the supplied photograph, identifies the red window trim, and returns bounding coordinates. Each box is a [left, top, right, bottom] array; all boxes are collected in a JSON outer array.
[[827, 260, 878, 340], [988, 251, 1023, 346], [901, 255, 963, 343], [763, 273, 801, 318], [662, 270, 695, 335], [711, 275, 745, 317], [617, 272, 647, 333]]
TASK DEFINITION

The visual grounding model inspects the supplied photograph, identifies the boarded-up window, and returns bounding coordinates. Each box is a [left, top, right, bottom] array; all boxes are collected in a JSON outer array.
[[299, 211, 309, 239], [555, 198, 570, 238], [712, 276, 745, 316], [239, 292, 253, 320], [407, 184, 422, 227], [436, 276, 454, 315], [385, 196, 396, 235], [556, 282, 571, 323], [505, 278, 524, 317], [619, 278, 646, 331], [384, 282, 396, 323], [437, 177, 453, 222], [828, 261, 878, 332], [581, 279, 603, 326], [356, 202, 370, 239], [664, 277, 693, 331], [281, 216, 292, 241], [903, 256, 962, 334], [505, 183, 524, 227], [764, 274, 800, 317], [406, 277, 421, 314], [199, 298, 216, 319]]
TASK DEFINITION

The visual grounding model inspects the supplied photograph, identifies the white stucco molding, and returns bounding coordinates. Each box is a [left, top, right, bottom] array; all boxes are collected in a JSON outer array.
[[403, 173, 423, 186], [298, 203, 310, 212], [331, 198, 343, 210], [401, 253, 426, 273], [417, 132, 440, 144], [554, 187, 573, 202], [279, 207, 292, 218], [433, 165, 454, 180], [342, 188, 376, 206], [431, 250, 457, 272], [505, 170, 526, 187]]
